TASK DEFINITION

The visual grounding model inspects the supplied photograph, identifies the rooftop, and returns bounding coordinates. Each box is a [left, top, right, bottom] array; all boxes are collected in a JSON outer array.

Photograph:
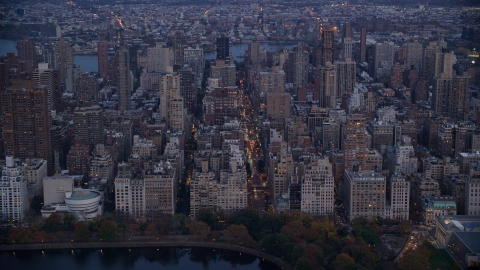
[[67, 190, 100, 200]]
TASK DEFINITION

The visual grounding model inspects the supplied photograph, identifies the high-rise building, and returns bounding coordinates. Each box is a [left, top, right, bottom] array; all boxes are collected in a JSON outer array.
[[301, 156, 335, 216], [405, 41, 423, 71], [202, 86, 238, 126], [116, 44, 132, 110], [190, 147, 247, 218], [292, 42, 308, 88], [249, 41, 261, 65], [168, 97, 186, 131], [2, 82, 53, 175], [466, 164, 480, 215], [0, 156, 28, 223], [433, 75, 471, 118], [341, 170, 386, 222], [184, 46, 204, 88], [90, 144, 115, 185], [360, 27, 367, 63], [322, 119, 341, 152], [159, 73, 180, 120], [144, 161, 177, 216], [321, 26, 335, 66], [216, 35, 229, 60], [335, 61, 356, 99], [179, 68, 196, 114], [343, 113, 367, 171], [67, 137, 91, 176], [423, 42, 443, 82], [318, 62, 337, 108], [445, 175, 466, 215], [392, 136, 417, 175], [258, 70, 285, 95], [21, 158, 48, 192], [32, 63, 56, 111], [17, 36, 36, 68], [97, 35, 109, 79], [75, 73, 99, 102], [374, 41, 394, 78], [270, 142, 294, 200], [366, 120, 398, 152], [341, 23, 353, 61], [266, 91, 290, 120], [73, 104, 104, 149], [54, 37, 73, 81], [147, 45, 173, 73], [173, 31, 184, 66], [389, 173, 410, 221]]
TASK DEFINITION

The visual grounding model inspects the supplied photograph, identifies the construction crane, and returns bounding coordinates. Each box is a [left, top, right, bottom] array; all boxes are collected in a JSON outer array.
[[305, 6, 323, 35]]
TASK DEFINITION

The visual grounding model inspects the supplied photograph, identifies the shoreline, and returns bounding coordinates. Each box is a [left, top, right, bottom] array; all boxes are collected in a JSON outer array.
[[0, 240, 292, 270]]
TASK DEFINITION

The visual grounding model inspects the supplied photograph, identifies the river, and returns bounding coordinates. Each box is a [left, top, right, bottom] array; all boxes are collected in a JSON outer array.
[[0, 247, 280, 270], [0, 39, 296, 73]]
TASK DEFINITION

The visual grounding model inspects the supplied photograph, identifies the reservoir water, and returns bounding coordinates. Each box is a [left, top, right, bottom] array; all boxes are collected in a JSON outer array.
[[1, 39, 296, 73], [0, 247, 280, 270]]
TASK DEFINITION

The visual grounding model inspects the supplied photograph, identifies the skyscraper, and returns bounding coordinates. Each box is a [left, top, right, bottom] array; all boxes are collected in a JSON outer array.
[[73, 104, 104, 150], [342, 170, 386, 222], [75, 73, 99, 102], [343, 113, 367, 171], [116, 44, 132, 110], [2, 81, 53, 175], [98, 35, 109, 79], [54, 37, 73, 81], [360, 27, 367, 63], [405, 41, 423, 71], [336, 61, 356, 98], [32, 63, 55, 111], [17, 36, 36, 68], [0, 156, 28, 223], [216, 35, 229, 60], [321, 25, 335, 66], [179, 68, 196, 114], [341, 23, 353, 61], [318, 62, 337, 108], [173, 31, 184, 66], [184, 46, 204, 88], [374, 41, 394, 78], [301, 156, 335, 216]]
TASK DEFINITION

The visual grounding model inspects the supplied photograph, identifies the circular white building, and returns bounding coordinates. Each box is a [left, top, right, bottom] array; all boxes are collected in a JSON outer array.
[[65, 189, 102, 220]]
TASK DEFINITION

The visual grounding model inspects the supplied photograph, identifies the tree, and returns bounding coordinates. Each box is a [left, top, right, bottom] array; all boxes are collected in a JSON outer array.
[[125, 223, 140, 237], [258, 213, 281, 238], [303, 243, 324, 269], [144, 223, 158, 236], [281, 220, 305, 242], [63, 213, 78, 231], [45, 213, 63, 233], [73, 222, 90, 242], [8, 227, 33, 244], [171, 214, 188, 234], [32, 230, 47, 243], [99, 220, 117, 241], [223, 224, 255, 247], [330, 253, 356, 270], [188, 220, 210, 237], [295, 258, 312, 270], [311, 216, 336, 240], [228, 208, 261, 239], [196, 208, 218, 229], [352, 246, 376, 268], [259, 233, 291, 258], [398, 252, 429, 270]]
